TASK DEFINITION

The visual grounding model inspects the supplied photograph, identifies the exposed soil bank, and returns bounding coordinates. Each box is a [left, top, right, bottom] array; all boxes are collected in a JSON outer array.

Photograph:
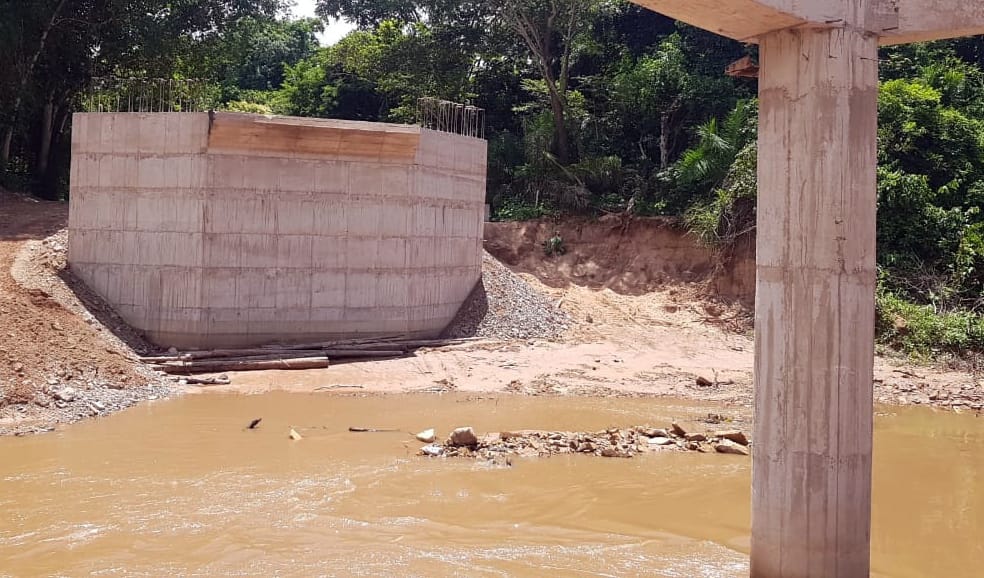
[[483, 214, 756, 302], [0, 191, 171, 435]]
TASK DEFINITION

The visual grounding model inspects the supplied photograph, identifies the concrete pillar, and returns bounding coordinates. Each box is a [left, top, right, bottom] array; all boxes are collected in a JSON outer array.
[[752, 26, 878, 577]]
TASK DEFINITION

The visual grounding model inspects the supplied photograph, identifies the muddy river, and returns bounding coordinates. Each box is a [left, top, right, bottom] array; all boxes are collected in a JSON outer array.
[[0, 393, 981, 577]]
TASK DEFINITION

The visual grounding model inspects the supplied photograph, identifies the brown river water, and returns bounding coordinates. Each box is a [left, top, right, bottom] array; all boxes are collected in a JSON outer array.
[[0, 393, 981, 577]]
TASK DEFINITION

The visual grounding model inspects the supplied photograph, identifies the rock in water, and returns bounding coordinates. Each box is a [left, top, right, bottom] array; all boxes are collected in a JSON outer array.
[[714, 430, 749, 446], [420, 444, 443, 457], [288, 428, 302, 441], [647, 436, 675, 446], [448, 427, 478, 447], [715, 439, 750, 456], [670, 422, 687, 437], [415, 428, 436, 443]]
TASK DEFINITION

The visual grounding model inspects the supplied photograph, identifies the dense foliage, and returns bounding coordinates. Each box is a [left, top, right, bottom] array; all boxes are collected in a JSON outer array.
[[2, 0, 983, 356]]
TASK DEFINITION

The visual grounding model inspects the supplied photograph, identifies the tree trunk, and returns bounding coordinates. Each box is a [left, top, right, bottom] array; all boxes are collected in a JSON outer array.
[[659, 112, 671, 169], [547, 85, 570, 165], [38, 93, 54, 177], [0, 128, 11, 172], [0, 0, 69, 172]]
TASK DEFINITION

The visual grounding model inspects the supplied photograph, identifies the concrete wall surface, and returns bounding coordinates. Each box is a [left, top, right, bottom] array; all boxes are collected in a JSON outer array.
[[68, 112, 487, 348]]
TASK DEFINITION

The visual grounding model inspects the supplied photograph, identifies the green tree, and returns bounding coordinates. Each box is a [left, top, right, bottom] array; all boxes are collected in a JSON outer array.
[[0, 0, 285, 196], [276, 20, 474, 121]]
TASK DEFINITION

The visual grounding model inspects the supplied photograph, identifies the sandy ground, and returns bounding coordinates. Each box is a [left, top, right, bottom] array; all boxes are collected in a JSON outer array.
[[205, 277, 981, 409], [1, 193, 981, 437]]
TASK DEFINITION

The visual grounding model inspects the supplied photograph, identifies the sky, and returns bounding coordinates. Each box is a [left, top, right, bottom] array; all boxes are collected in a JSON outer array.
[[290, 0, 356, 45]]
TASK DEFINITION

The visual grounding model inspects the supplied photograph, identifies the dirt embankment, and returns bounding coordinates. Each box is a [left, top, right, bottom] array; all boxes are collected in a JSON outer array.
[[479, 217, 981, 409], [0, 191, 169, 435], [483, 215, 756, 303]]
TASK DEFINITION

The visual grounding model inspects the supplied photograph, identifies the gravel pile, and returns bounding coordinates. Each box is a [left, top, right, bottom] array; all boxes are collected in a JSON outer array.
[[443, 251, 570, 340]]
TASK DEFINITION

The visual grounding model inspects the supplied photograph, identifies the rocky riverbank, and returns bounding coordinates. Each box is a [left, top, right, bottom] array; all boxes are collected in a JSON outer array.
[[0, 380, 174, 436], [418, 422, 751, 462]]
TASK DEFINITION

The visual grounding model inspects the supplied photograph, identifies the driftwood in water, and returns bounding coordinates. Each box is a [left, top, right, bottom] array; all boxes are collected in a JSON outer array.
[[265, 335, 405, 351], [314, 385, 364, 390], [141, 347, 403, 364], [320, 349, 404, 358], [143, 336, 481, 369], [143, 349, 325, 363], [163, 351, 325, 365], [184, 348, 326, 361], [183, 375, 231, 386], [268, 337, 480, 353], [329, 338, 481, 350], [154, 356, 329, 374], [267, 336, 480, 351]]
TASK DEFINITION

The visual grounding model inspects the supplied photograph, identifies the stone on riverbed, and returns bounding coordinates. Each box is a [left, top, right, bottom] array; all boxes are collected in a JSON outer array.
[[714, 430, 749, 446], [448, 427, 478, 447], [420, 444, 444, 457], [715, 439, 750, 455], [647, 436, 675, 446], [415, 429, 437, 443]]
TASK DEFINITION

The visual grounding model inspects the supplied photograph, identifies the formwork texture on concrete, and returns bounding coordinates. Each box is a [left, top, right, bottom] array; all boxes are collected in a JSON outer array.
[[68, 112, 487, 348]]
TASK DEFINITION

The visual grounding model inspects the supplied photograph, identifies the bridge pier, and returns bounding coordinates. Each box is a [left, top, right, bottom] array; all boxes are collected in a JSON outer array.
[[752, 26, 878, 577]]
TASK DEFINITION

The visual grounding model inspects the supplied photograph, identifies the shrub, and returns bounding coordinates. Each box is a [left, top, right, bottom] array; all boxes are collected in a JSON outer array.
[[493, 198, 555, 221], [221, 100, 274, 115], [684, 141, 757, 248], [876, 286, 984, 356]]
